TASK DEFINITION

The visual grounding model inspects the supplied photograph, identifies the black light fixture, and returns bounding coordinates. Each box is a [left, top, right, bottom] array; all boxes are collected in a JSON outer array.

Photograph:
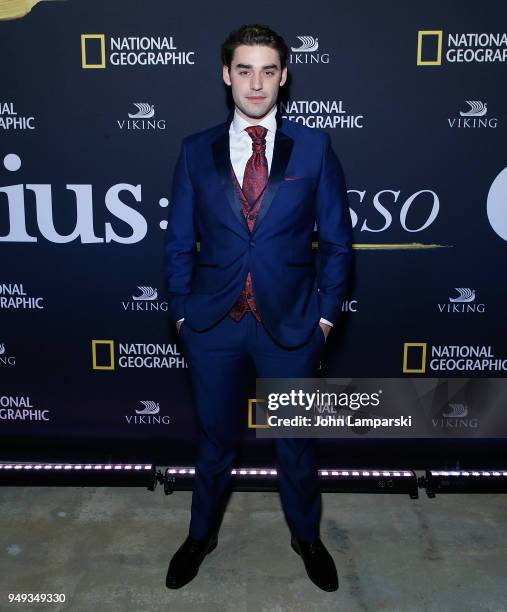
[[4, 462, 507, 498], [423, 469, 507, 497], [163, 466, 419, 497], [0, 462, 157, 489]]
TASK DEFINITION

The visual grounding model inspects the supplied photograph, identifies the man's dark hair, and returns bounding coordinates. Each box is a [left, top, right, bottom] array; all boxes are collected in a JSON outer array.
[[221, 24, 289, 69]]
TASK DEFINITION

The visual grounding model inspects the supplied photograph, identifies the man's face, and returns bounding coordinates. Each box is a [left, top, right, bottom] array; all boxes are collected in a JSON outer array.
[[223, 44, 287, 123]]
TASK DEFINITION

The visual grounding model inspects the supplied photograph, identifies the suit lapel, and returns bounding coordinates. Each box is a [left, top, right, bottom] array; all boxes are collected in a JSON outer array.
[[252, 129, 293, 234], [211, 111, 295, 235], [211, 125, 248, 233]]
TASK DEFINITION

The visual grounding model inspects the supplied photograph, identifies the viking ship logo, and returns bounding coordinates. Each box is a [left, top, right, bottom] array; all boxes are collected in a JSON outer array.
[[132, 286, 158, 301], [291, 36, 319, 52], [460, 101, 487, 117], [449, 288, 475, 303], [136, 401, 160, 415], [128, 103, 155, 119], [442, 403, 469, 418]]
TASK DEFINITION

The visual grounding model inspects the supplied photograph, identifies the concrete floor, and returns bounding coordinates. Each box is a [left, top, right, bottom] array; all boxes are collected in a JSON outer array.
[[1, 475, 507, 612]]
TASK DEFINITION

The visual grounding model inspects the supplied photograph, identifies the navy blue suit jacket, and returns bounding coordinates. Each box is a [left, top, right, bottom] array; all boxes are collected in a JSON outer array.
[[164, 110, 353, 348]]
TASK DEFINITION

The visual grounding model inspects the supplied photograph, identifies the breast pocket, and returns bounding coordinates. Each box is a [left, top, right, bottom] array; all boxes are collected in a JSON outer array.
[[278, 176, 317, 191], [277, 176, 318, 216]]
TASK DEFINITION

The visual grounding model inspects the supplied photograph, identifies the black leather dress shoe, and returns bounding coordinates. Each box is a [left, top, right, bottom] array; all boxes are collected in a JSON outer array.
[[291, 534, 338, 591], [166, 532, 218, 589]]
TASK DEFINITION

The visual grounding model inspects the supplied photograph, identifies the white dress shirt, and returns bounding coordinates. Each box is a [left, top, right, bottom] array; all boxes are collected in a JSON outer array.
[[177, 105, 333, 328]]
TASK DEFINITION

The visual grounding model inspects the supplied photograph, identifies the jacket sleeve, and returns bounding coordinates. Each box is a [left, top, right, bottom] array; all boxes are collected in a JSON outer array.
[[315, 133, 353, 325], [164, 139, 196, 322]]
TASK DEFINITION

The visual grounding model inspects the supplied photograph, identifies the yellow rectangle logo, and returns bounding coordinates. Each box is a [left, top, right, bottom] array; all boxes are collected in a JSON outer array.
[[403, 342, 427, 373], [92, 339, 115, 370], [417, 30, 443, 65], [81, 34, 106, 68], [247, 398, 269, 429]]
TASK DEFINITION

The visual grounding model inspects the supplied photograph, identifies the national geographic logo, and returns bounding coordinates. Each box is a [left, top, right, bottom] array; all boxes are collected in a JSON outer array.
[[91, 340, 186, 370], [403, 343, 507, 373], [81, 34, 106, 68], [0, 283, 44, 309], [417, 30, 507, 66], [417, 31, 443, 66], [247, 399, 268, 429], [81, 34, 195, 69], [280, 100, 364, 129], [403, 343, 427, 373], [0, 395, 49, 421], [0, 102, 35, 130]]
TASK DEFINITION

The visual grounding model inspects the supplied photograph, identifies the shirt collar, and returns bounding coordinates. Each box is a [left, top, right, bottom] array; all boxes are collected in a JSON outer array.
[[231, 104, 277, 136]]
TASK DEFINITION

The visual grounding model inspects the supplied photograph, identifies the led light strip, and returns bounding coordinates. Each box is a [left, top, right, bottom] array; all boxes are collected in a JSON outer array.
[[0, 463, 416, 477], [319, 470, 413, 477], [0, 463, 152, 471], [430, 470, 507, 477], [166, 468, 278, 476], [165, 467, 413, 477]]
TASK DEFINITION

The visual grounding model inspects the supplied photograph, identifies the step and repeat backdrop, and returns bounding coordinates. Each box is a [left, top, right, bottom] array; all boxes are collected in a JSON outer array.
[[1, 0, 506, 459]]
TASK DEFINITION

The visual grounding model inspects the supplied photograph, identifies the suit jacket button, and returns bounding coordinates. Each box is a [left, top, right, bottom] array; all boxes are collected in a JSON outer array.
[[250, 241, 255, 247]]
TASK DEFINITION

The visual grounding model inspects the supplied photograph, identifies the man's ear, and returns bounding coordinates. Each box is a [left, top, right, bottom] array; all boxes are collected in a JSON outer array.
[[280, 66, 288, 87], [222, 64, 231, 86]]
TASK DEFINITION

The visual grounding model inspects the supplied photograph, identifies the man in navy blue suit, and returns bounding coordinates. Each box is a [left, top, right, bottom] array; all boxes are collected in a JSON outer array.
[[164, 24, 353, 591]]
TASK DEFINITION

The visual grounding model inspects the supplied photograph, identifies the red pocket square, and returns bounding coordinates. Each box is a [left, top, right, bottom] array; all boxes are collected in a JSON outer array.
[[283, 176, 303, 181]]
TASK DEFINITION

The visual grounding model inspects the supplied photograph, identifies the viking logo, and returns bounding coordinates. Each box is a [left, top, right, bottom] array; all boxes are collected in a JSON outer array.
[[133, 286, 158, 301], [0, 343, 5, 355], [136, 401, 160, 415], [128, 103, 155, 118], [291, 36, 319, 52], [437, 288, 484, 313], [432, 402, 478, 429], [442, 403, 468, 418], [460, 101, 487, 117], [449, 288, 475, 303]]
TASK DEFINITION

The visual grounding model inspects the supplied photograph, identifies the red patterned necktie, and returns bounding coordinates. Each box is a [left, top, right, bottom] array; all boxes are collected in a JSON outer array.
[[242, 125, 269, 208], [228, 125, 268, 323]]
